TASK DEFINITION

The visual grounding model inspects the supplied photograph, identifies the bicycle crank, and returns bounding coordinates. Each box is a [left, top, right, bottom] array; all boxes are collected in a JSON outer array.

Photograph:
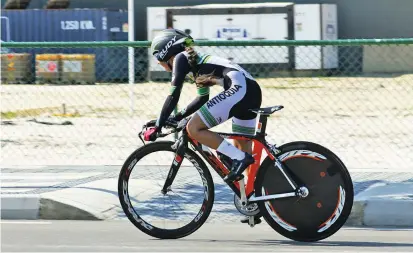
[[234, 194, 260, 216]]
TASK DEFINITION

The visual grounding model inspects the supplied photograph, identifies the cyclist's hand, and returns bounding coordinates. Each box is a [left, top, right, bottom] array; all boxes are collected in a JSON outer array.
[[144, 119, 157, 127], [167, 117, 179, 126], [143, 127, 160, 141]]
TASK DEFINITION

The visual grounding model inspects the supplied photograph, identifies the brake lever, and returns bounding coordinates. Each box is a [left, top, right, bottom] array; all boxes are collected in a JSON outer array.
[[139, 128, 173, 145], [138, 130, 146, 146], [158, 128, 176, 137], [138, 118, 180, 145], [138, 121, 151, 146]]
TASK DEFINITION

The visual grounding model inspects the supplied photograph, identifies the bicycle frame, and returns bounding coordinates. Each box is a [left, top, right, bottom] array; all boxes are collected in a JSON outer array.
[[162, 112, 301, 204], [189, 133, 273, 198]]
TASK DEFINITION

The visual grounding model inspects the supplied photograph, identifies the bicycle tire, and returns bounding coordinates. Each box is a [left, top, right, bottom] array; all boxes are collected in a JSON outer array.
[[254, 141, 354, 242], [118, 141, 215, 239]]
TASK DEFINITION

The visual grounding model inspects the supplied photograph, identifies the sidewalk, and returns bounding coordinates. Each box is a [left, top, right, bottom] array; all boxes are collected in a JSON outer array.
[[1, 165, 413, 226]]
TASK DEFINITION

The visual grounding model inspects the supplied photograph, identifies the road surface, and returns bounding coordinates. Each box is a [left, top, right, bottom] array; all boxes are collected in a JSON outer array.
[[1, 220, 413, 252]]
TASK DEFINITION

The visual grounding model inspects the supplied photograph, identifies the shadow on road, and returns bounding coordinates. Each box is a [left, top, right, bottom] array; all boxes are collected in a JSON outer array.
[[174, 238, 413, 248], [248, 239, 413, 247]]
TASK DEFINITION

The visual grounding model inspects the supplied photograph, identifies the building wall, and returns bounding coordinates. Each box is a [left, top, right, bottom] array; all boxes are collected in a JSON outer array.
[[2, 0, 412, 74], [3, 0, 413, 40], [363, 45, 413, 73]]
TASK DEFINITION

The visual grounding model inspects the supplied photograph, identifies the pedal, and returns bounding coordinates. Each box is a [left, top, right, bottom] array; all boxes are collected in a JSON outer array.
[[248, 216, 255, 227]]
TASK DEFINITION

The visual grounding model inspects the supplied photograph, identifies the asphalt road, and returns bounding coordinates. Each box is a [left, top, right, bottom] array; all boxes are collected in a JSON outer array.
[[1, 220, 413, 252]]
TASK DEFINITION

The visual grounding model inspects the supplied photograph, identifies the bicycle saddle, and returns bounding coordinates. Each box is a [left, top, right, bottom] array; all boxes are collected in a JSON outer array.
[[249, 105, 284, 115]]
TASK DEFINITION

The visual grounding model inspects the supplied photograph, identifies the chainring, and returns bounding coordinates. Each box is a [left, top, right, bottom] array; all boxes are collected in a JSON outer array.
[[234, 194, 260, 216]]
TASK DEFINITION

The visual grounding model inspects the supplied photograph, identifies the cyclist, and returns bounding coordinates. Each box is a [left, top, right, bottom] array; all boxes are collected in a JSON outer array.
[[144, 28, 262, 224]]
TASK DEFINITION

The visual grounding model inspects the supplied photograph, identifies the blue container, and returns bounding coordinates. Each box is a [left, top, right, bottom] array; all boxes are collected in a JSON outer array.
[[1, 9, 129, 82]]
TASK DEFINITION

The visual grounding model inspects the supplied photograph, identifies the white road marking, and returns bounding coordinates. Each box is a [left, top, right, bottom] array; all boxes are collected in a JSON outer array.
[[0, 172, 102, 180], [0, 189, 37, 193], [345, 227, 413, 231], [0, 221, 52, 225], [349, 168, 413, 173], [0, 182, 64, 187], [1, 244, 321, 252]]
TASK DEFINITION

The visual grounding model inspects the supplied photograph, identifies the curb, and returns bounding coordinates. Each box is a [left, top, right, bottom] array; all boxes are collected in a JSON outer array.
[[346, 182, 413, 227], [346, 199, 413, 227], [1, 194, 101, 220], [39, 198, 102, 220], [345, 201, 366, 226], [363, 198, 413, 226], [0, 194, 40, 220], [2, 184, 413, 227]]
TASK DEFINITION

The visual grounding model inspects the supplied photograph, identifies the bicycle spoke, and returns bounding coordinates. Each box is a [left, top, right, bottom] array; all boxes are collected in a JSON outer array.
[[170, 189, 189, 202], [119, 141, 213, 238], [167, 193, 187, 215], [163, 193, 166, 229]]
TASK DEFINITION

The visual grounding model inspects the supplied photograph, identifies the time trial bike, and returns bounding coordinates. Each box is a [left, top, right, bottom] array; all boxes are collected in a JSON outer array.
[[118, 105, 354, 242]]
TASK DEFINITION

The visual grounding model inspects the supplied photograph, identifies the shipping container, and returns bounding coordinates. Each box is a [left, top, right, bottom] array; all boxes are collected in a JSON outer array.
[[0, 9, 132, 82], [0, 9, 128, 43], [147, 2, 338, 79]]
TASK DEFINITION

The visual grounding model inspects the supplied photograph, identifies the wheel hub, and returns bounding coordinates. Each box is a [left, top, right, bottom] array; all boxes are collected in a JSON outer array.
[[297, 186, 309, 198]]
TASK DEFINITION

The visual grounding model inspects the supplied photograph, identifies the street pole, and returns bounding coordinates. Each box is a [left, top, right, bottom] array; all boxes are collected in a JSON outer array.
[[128, 0, 135, 115]]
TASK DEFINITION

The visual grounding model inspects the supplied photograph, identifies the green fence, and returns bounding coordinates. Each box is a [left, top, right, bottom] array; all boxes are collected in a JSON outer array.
[[1, 39, 413, 170]]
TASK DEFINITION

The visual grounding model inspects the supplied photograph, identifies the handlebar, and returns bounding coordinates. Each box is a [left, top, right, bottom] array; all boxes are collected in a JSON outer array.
[[138, 117, 189, 144], [143, 118, 179, 129]]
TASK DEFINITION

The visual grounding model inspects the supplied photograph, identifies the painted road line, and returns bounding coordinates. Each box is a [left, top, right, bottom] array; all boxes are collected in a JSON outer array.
[[1, 182, 66, 187], [0, 172, 103, 179], [1, 189, 38, 193], [0, 221, 52, 224]]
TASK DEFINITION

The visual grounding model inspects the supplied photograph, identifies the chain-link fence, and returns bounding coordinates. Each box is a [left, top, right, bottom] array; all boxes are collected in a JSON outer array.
[[1, 40, 413, 170]]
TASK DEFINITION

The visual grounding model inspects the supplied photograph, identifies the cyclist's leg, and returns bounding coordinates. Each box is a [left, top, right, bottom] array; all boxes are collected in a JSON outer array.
[[187, 71, 252, 167], [187, 71, 261, 181], [232, 118, 264, 225], [232, 118, 255, 171], [229, 79, 263, 224], [230, 77, 262, 173], [186, 115, 223, 149], [187, 71, 246, 150]]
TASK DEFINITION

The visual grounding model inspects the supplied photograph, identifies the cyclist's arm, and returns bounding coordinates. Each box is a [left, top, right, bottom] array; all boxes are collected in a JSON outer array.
[[174, 86, 210, 120], [155, 53, 190, 129]]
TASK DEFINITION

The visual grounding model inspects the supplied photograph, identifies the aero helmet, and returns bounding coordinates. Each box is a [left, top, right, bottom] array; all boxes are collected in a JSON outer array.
[[150, 29, 194, 62]]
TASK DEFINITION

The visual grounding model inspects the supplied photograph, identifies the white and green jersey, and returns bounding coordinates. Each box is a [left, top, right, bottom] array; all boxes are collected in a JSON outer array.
[[156, 51, 261, 136]]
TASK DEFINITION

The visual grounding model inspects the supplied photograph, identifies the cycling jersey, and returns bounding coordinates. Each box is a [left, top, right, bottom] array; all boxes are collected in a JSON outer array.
[[156, 51, 262, 135]]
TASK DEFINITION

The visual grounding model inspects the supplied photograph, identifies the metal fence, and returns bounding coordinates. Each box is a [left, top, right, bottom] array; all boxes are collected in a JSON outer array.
[[1, 39, 413, 170]]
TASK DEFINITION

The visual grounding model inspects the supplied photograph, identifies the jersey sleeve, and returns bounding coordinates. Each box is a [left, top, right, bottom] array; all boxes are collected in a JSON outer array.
[[155, 53, 191, 128]]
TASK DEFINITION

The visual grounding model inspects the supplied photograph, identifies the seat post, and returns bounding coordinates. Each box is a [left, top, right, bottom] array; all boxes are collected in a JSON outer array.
[[255, 113, 268, 136]]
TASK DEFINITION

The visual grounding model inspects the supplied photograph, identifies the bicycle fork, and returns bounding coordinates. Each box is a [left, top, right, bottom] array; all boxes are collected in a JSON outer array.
[[161, 134, 187, 194]]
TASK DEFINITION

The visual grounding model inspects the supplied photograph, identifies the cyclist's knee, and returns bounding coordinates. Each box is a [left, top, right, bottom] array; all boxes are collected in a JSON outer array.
[[234, 139, 253, 153], [187, 114, 208, 137]]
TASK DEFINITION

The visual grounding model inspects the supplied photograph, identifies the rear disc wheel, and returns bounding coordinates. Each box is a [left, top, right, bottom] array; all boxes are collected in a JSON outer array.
[[255, 141, 354, 242]]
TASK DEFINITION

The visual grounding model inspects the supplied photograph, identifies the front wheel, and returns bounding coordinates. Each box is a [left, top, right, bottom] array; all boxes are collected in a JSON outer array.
[[254, 141, 354, 242], [118, 141, 215, 239]]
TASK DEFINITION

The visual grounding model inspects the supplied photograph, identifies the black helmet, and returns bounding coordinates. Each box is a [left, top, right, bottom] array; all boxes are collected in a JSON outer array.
[[151, 29, 194, 62]]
